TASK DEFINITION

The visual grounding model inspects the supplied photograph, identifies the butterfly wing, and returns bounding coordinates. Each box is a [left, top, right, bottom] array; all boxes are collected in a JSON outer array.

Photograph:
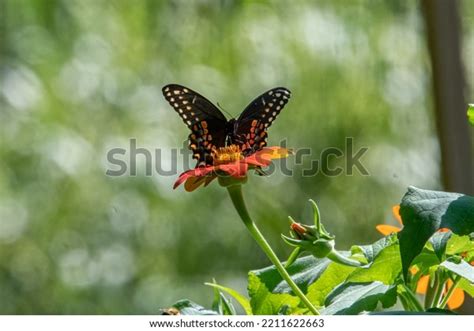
[[162, 84, 227, 166], [234, 87, 291, 154]]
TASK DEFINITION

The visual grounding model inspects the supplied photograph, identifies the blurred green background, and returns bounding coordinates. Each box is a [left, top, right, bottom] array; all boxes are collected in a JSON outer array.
[[0, 0, 473, 314]]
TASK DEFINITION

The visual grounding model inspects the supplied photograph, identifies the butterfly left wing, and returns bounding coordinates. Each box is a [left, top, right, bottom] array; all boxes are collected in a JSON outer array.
[[233, 87, 291, 154], [162, 84, 227, 166]]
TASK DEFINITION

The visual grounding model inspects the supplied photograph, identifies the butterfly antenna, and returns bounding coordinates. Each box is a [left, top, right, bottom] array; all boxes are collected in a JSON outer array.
[[217, 102, 234, 118]]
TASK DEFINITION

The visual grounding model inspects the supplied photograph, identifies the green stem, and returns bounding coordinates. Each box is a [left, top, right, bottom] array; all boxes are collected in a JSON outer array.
[[399, 284, 424, 312], [327, 249, 366, 267], [398, 293, 415, 312], [285, 247, 301, 268], [227, 185, 320, 315], [439, 276, 461, 309], [430, 273, 446, 308], [424, 273, 440, 310]]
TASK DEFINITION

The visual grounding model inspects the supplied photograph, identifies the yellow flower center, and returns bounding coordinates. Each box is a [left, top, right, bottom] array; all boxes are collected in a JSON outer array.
[[212, 145, 243, 165]]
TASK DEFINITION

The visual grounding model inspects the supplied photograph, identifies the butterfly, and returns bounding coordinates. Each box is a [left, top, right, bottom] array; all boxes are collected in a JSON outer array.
[[162, 84, 291, 166]]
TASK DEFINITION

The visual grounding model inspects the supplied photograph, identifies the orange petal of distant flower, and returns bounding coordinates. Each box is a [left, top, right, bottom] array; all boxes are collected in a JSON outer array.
[[447, 288, 465, 309], [376, 224, 401, 236], [416, 275, 430, 294], [446, 279, 465, 309], [392, 205, 402, 226]]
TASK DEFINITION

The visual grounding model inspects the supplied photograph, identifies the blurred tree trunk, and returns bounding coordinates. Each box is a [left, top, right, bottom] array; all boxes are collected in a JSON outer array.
[[422, 0, 473, 195], [422, 0, 474, 314]]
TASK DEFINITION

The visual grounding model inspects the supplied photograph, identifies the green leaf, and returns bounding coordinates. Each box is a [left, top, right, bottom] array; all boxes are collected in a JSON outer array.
[[169, 299, 218, 315], [251, 255, 332, 294], [210, 282, 236, 315], [446, 234, 474, 255], [468, 104, 474, 125], [411, 248, 439, 274], [205, 282, 252, 315], [306, 262, 356, 306], [440, 258, 474, 283], [347, 244, 401, 284], [398, 186, 474, 279], [351, 235, 397, 264], [430, 231, 452, 261], [218, 292, 236, 315], [322, 282, 397, 315], [247, 273, 300, 315], [458, 278, 474, 298]]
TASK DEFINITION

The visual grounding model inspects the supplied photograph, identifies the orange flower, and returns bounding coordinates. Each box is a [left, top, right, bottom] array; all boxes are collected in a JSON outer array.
[[376, 205, 464, 309], [174, 146, 289, 192], [415, 275, 464, 310], [376, 205, 403, 236], [376, 205, 449, 236]]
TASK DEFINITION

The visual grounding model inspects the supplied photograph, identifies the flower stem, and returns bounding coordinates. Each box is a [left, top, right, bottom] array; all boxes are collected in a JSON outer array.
[[227, 185, 320, 315], [285, 247, 301, 268], [430, 271, 446, 308], [398, 284, 424, 312], [327, 249, 366, 267], [439, 276, 461, 309]]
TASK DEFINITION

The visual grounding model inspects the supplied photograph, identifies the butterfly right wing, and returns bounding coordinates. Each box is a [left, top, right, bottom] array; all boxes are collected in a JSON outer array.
[[162, 84, 227, 166]]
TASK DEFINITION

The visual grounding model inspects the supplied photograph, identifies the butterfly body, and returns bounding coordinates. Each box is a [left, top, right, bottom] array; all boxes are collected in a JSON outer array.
[[162, 84, 291, 166]]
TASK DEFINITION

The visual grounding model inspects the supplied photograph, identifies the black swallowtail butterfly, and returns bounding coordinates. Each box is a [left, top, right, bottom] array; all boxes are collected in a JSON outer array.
[[162, 84, 291, 166]]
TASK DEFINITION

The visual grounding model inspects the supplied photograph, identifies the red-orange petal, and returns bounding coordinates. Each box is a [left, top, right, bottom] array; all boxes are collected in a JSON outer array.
[[218, 161, 248, 177], [392, 205, 403, 226], [416, 275, 430, 294], [173, 166, 214, 189], [376, 224, 401, 236]]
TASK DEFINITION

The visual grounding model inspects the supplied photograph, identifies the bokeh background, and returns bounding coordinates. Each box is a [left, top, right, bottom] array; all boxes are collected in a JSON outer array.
[[0, 0, 473, 314]]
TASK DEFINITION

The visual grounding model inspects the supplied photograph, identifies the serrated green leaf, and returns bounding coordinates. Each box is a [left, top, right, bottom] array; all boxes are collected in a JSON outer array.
[[247, 273, 300, 315], [430, 231, 452, 261], [322, 282, 397, 315], [398, 187, 474, 279], [205, 282, 252, 315], [347, 244, 401, 284], [169, 299, 218, 315], [440, 259, 474, 283]]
